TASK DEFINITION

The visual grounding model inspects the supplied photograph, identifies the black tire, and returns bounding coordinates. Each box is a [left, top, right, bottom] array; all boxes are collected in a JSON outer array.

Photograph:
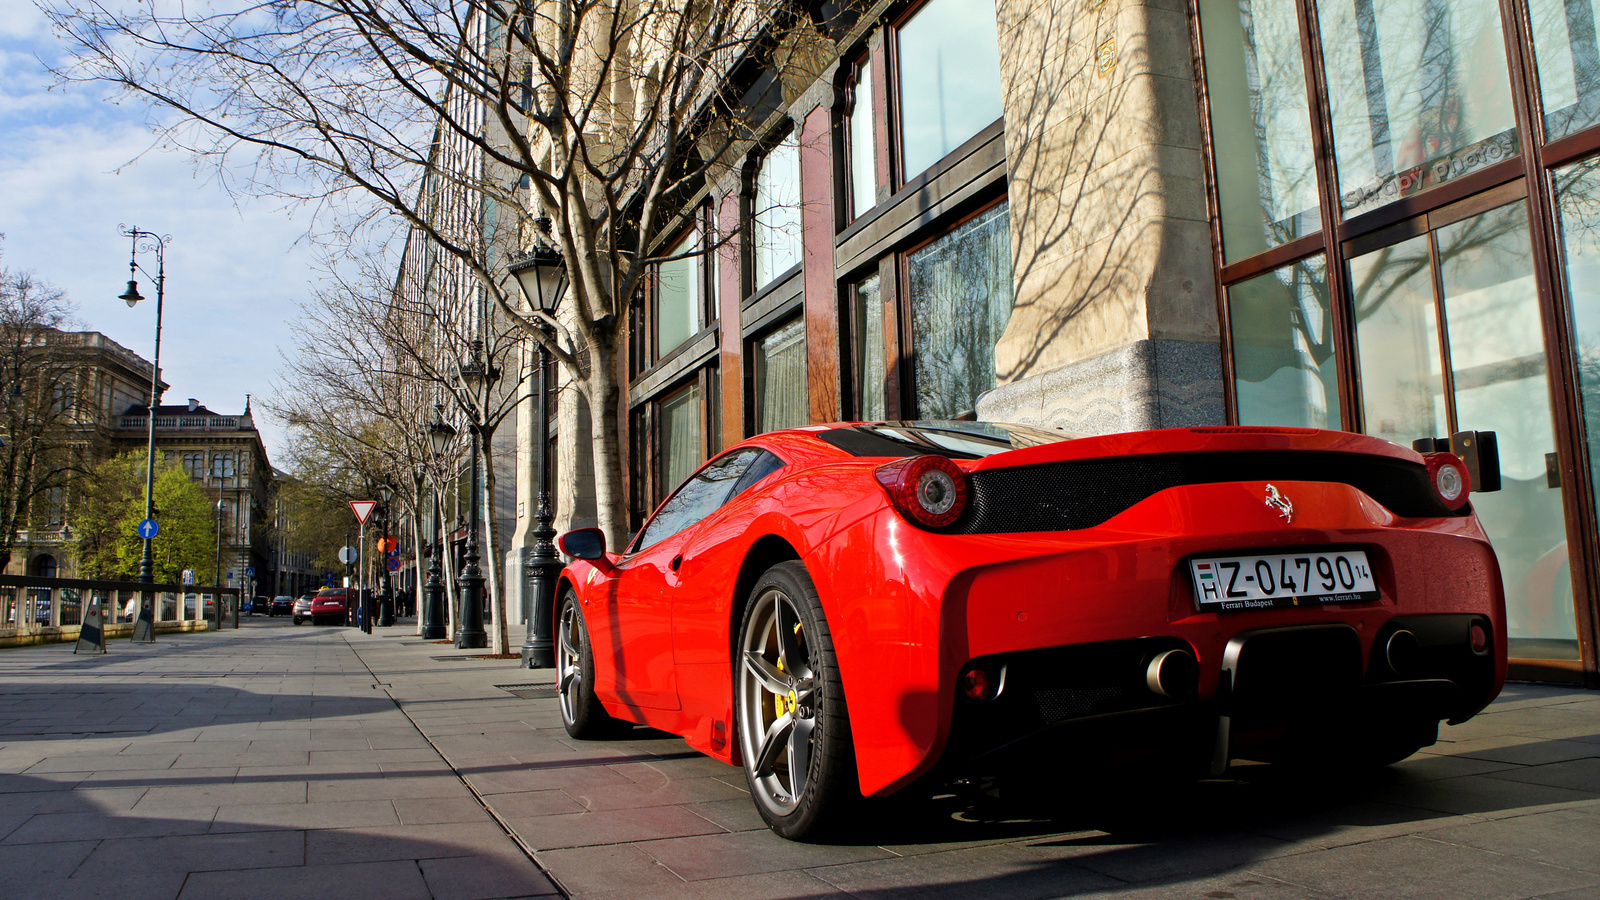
[[292, 616, 302, 625], [557, 591, 626, 739], [735, 561, 859, 841]]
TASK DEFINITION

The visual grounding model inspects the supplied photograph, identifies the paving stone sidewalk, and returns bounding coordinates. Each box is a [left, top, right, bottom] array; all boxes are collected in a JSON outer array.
[[4, 620, 1599, 900], [0, 619, 556, 900], [349, 629, 1600, 900]]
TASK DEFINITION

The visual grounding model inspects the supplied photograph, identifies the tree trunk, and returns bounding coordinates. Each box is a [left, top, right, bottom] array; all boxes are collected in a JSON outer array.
[[587, 329, 628, 548], [441, 486, 458, 637], [479, 428, 511, 656], [410, 503, 424, 636]]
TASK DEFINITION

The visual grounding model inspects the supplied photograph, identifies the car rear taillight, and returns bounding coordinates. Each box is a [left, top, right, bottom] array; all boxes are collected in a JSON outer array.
[[1422, 452, 1471, 511], [875, 455, 968, 528]]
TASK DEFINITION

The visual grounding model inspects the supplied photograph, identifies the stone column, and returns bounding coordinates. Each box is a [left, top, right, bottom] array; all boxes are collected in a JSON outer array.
[[983, 0, 1223, 434]]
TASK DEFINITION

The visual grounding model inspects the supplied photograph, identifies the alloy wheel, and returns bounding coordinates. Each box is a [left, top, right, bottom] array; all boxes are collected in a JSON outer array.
[[737, 586, 817, 816], [557, 600, 584, 727]]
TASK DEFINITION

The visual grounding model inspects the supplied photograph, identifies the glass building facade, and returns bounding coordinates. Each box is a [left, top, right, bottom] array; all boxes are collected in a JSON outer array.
[[1200, 0, 1600, 674]]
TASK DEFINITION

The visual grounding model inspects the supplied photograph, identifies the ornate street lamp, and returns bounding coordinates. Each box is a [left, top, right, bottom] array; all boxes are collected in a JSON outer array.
[[455, 344, 496, 650], [421, 406, 455, 640], [118, 225, 171, 585], [213, 498, 225, 623], [508, 217, 568, 669]]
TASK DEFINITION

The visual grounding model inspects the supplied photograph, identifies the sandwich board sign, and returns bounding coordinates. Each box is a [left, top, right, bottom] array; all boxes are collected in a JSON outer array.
[[74, 594, 106, 655], [350, 500, 377, 525]]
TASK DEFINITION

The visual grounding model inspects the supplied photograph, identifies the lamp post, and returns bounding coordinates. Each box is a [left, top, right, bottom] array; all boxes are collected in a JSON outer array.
[[213, 498, 225, 628], [119, 225, 171, 584], [377, 480, 396, 627], [454, 345, 492, 651], [508, 219, 568, 669], [423, 406, 455, 640]]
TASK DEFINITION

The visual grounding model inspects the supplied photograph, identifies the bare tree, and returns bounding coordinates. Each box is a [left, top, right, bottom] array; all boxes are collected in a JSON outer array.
[[48, 0, 832, 544], [0, 249, 86, 568], [273, 244, 526, 650]]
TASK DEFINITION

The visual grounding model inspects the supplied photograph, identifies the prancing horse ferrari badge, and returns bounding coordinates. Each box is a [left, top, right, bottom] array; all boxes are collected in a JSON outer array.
[[1264, 483, 1294, 523]]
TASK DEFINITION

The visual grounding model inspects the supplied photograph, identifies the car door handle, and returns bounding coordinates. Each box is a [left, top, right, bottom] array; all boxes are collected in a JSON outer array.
[[670, 554, 683, 572]]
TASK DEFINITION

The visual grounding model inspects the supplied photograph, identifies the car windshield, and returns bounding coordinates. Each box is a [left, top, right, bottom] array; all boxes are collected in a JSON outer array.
[[816, 421, 1078, 460]]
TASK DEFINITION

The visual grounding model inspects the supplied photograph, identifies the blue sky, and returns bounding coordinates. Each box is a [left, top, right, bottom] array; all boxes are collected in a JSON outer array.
[[0, 0, 326, 461]]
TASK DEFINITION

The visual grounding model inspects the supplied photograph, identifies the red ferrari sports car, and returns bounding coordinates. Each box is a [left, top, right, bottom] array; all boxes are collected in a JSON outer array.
[[554, 421, 1506, 840]]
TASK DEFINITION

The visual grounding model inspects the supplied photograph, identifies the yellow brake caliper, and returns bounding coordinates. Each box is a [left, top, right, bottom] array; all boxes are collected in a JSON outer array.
[[772, 622, 803, 719]]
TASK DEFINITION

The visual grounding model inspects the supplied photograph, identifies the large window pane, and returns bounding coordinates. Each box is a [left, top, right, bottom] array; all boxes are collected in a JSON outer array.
[[908, 202, 1014, 418], [898, 0, 1003, 180], [657, 233, 700, 359], [1529, 0, 1600, 141], [1198, 0, 1321, 260], [1553, 160, 1600, 654], [1350, 233, 1446, 446], [755, 317, 808, 432], [1557, 159, 1600, 524], [1228, 256, 1342, 428], [754, 136, 802, 290], [849, 59, 877, 219], [852, 273, 886, 420], [1439, 201, 1575, 661], [659, 383, 702, 499], [1318, 0, 1517, 217]]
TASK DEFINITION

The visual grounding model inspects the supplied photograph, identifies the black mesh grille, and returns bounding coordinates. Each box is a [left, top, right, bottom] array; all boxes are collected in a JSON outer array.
[[949, 451, 1459, 535], [1033, 684, 1145, 724]]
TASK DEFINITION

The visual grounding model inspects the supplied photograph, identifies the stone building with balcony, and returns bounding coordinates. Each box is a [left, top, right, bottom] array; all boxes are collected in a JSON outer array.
[[4, 330, 160, 580], [113, 398, 274, 595]]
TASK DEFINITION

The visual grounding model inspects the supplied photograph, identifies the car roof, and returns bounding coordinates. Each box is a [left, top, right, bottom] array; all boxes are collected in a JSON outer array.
[[734, 420, 1077, 463]]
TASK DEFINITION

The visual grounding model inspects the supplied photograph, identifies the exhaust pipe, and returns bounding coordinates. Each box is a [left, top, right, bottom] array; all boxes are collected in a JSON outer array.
[[1385, 629, 1420, 676], [1146, 649, 1199, 699]]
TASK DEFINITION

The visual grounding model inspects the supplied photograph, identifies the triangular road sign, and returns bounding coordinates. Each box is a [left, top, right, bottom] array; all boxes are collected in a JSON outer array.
[[350, 500, 377, 524]]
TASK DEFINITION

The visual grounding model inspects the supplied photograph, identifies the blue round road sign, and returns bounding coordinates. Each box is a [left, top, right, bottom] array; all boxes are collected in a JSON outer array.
[[386, 557, 401, 572], [136, 519, 159, 539]]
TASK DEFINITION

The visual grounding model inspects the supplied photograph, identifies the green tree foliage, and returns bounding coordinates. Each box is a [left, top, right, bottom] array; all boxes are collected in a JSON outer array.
[[75, 452, 217, 582], [276, 459, 361, 574]]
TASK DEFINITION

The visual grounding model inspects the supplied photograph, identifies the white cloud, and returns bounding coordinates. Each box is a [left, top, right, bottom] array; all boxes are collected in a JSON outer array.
[[0, 15, 343, 463]]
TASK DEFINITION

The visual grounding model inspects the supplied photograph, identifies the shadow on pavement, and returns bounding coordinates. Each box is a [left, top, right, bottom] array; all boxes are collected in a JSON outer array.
[[0, 772, 555, 900]]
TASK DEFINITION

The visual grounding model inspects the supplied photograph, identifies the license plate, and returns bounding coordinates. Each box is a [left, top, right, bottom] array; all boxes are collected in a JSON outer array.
[[1189, 550, 1379, 611]]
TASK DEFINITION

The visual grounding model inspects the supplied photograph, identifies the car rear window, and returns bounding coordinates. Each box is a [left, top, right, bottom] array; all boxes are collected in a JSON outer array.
[[816, 421, 1077, 460]]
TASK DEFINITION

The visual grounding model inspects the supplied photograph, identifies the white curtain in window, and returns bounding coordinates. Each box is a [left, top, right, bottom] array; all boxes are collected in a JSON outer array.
[[849, 59, 877, 218], [755, 136, 803, 289], [853, 275, 886, 420], [657, 233, 701, 359], [757, 318, 808, 432], [660, 384, 702, 492], [908, 202, 1014, 418]]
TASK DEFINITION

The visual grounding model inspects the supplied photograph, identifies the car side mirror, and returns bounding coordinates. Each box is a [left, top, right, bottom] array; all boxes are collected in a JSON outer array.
[[559, 527, 607, 561]]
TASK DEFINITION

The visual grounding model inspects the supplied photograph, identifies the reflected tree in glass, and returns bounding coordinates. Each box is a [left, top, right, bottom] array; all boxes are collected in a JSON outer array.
[[1198, 0, 1322, 261], [908, 203, 1014, 418], [1229, 256, 1342, 427], [1318, 0, 1517, 216]]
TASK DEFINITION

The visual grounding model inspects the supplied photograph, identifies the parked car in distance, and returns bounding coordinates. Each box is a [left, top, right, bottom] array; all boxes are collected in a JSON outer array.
[[182, 594, 216, 617], [295, 588, 350, 626], [250, 596, 271, 615], [269, 596, 294, 616]]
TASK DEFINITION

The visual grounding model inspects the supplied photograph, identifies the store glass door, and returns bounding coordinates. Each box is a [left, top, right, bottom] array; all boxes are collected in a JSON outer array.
[[1349, 198, 1581, 661]]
